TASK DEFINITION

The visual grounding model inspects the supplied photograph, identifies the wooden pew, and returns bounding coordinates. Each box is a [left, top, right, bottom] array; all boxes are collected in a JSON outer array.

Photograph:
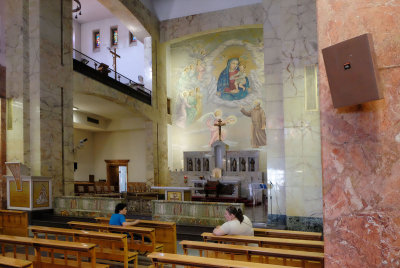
[[0, 210, 28, 236], [254, 228, 323, 241], [201, 233, 324, 252], [148, 252, 288, 268], [0, 234, 108, 268], [95, 216, 177, 253], [29, 226, 138, 268], [0, 256, 32, 268], [180, 240, 324, 267], [68, 221, 164, 254]]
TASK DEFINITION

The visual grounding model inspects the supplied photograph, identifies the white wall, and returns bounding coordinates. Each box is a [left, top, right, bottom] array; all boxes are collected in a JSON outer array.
[[152, 0, 262, 21], [93, 130, 147, 182], [79, 18, 145, 84], [73, 20, 81, 52], [74, 128, 147, 183], [74, 129, 94, 181]]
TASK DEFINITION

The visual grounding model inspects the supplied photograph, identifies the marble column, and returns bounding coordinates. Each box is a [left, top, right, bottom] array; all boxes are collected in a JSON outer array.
[[263, 0, 321, 230], [318, 0, 400, 266], [281, 0, 321, 231], [263, 0, 287, 225], [5, 0, 73, 198], [0, 0, 6, 208]]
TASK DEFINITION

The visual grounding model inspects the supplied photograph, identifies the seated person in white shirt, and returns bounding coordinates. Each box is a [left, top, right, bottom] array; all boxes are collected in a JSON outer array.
[[213, 205, 254, 236]]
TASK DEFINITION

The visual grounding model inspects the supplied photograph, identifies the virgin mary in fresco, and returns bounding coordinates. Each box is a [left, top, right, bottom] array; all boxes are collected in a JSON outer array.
[[216, 58, 250, 101]]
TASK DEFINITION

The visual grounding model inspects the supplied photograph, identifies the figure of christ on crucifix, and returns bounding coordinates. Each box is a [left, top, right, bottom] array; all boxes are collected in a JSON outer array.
[[108, 47, 120, 80], [214, 119, 226, 141]]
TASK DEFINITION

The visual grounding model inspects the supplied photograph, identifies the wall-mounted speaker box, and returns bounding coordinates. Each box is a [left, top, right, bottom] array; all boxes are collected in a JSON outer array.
[[322, 33, 382, 108]]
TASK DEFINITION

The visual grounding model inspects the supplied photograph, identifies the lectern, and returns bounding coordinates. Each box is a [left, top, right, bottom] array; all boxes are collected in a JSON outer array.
[[5, 162, 52, 211]]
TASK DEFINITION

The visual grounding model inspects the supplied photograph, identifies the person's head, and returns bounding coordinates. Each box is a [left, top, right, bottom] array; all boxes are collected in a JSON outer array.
[[115, 203, 128, 214], [225, 206, 244, 223], [253, 99, 261, 108], [239, 64, 245, 71], [229, 59, 239, 71], [214, 109, 222, 118]]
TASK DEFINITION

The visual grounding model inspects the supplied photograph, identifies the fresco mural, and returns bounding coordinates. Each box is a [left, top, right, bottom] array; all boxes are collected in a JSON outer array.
[[168, 27, 265, 170]]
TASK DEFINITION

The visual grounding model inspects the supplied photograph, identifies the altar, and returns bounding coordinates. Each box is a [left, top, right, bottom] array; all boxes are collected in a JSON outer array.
[[176, 140, 266, 203], [151, 186, 192, 201]]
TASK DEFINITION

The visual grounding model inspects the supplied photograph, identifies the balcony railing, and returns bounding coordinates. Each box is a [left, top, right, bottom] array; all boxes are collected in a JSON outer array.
[[72, 49, 151, 105]]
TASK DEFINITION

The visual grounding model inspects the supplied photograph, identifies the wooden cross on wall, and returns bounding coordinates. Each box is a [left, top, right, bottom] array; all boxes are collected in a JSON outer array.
[[214, 119, 226, 141], [108, 47, 120, 79]]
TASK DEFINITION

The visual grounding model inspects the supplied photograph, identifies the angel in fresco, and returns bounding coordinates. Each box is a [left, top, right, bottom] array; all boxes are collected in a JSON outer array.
[[216, 58, 250, 101], [205, 109, 237, 146], [196, 59, 206, 81], [186, 90, 198, 125], [175, 91, 190, 128], [194, 87, 203, 120]]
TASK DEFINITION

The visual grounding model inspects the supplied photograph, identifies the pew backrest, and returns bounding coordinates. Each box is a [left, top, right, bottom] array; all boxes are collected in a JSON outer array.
[[29, 226, 137, 268], [68, 221, 162, 253], [0, 256, 32, 268], [148, 252, 288, 268], [94, 217, 177, 253], [201, 232, 324, 252], [254, 228, 323, 241], [180, 240, 324, 266], [0, 234, 99, 268]]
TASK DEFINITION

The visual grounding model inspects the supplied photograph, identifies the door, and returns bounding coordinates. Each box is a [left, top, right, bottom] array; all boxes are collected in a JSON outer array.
[[119, 166, 127, 193], [108, 165, 119, 188], [105, 160, 129, 193]]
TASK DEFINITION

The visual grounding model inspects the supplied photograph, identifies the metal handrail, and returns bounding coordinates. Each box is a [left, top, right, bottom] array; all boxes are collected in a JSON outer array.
[[72, 49, 151, 96]]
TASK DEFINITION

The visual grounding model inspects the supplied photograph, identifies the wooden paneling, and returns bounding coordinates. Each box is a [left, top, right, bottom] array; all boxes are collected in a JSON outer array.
[[9, 182, 30, 208], [0, 210, 29, 236]]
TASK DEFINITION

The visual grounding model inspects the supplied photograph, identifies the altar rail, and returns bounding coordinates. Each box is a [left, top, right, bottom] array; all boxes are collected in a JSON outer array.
[[152, 200, 244, 227], [54, 196, 123, 218]]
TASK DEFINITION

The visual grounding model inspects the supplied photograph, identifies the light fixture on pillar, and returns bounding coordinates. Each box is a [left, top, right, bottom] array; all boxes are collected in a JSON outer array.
[[72, 0, 82, 20]]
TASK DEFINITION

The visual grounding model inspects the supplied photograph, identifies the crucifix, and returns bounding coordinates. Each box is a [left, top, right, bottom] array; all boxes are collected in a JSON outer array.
[[108, 47, 120, 80], [214, 119, 226, 141]]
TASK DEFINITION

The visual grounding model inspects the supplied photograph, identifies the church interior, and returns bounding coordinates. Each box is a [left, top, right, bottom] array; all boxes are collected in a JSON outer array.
[[0, 0, 399, 267]]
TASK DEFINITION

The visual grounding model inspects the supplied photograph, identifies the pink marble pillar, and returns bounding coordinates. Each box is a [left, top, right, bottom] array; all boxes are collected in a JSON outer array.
[[318, 0, 400, 267]]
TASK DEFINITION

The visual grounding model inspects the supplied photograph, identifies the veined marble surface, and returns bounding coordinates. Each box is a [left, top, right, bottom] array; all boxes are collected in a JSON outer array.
[[318, 0, 400, 266]]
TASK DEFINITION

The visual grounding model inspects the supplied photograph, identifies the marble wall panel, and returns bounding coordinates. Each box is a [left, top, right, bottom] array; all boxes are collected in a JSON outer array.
[[280, 0, 321, 226], [160, 4, 263, 43], [263, 0, 286, 224], [318, 0, 400, 266], [266, 101, 284, 129], [5, 0, 27, 165]]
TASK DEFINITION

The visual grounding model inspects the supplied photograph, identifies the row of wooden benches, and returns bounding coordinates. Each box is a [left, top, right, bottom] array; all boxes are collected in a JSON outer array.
[[147, 233, 325, 267], [0, 221, 168, 268], [87, 218, 325, 267], [0, 214, 324, 268]]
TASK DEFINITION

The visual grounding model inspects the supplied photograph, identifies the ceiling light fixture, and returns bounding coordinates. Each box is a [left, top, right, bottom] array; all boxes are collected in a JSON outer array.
[[72, 0, 82, 20]]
